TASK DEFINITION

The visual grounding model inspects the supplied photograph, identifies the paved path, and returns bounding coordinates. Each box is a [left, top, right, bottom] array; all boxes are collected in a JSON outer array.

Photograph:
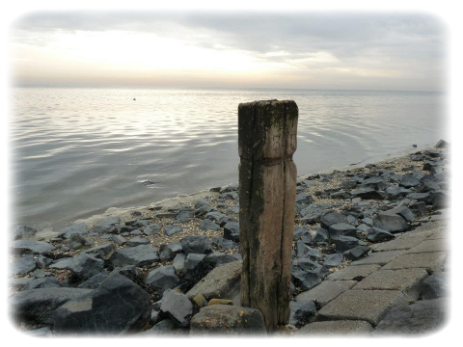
[[295, 218, 448, 335]]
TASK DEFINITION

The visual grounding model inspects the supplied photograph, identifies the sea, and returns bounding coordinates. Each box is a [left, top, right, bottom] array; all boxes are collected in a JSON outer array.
[[10, 87, 445, 230]]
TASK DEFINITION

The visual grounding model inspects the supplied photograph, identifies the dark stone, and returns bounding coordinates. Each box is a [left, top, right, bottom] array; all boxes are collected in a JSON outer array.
[[23, 277, 62, 290], [444, 249, 463, 271], [175, 210, 194, 222], [329, 223, 357, 238], [350, 187, 384, 200], [159, 242, 183, 262], [202, 252, 240, 267], [367, 227, 396, 242], [185, 253, 206, 271], [11, 287, 92, 325], [400, 174, 421, 188], [199, 219, 220, 231], [195, 204, 213, 217], [431, 190, 448, 209], [173, 253, 186, 273], [223, 222, 240, 243], [296, 193, 314, 206], [289, 300, 317, 327], [374, 299, 446, 334], [296, 241, 321, 259], [385, 186, 411, 200], [82, 243, 115, 259], [340, 180, 358, 189], [11, 328, 55, 347], [35, 255, 53, 268], [190, 305, 266, 335], [54, 273, 152, 334], [12, 254, 37, 276], [320, 211, 348, 230], [333, 236, 360, 252], [77, 272, 109, 289], [418, 273, 447, 300], [130, 229, 143, 236], [50, 253, 104, 280], [13, 225, 37, 240], [12, 240, 55, 255], [324, 253, 343, 267], [343, 246, 371, 260], [301, 213, 322, 225], [180, 235, 213, 254], [144, 224, 161, 235], [110, 244, 160, 267], [111, 265, 143, 285], [126, 237, 150, 247], [164, 225, 183, 236], [435, 139, 447, 148], [205, 211, 226, 223], [222, 191, 239, 200], [212, 237, 239, 251], [292, 268, 322, 291], [293, 227, 309, 241], [374, 212, 408, 233], [312, 227, 329, 242], [160, 289, 193, 327], [111, 234, 126, 246], [59, 223, 89, 239], [93, 217, 121, 233], [146, 265, 180, 292]]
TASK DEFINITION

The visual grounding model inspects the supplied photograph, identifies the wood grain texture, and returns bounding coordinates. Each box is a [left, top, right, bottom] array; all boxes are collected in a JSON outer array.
[[238, 100, 298, 331]]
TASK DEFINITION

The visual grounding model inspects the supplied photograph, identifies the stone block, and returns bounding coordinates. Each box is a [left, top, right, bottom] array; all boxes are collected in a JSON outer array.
[[382, 252, 446, 272], [351, 250, 405, 266], [295, 280, 357, 308], [407, 239, 447, 254], [373, 236, 427, 252], [327, 264, 381, 281], [297, 320, 373, 335]]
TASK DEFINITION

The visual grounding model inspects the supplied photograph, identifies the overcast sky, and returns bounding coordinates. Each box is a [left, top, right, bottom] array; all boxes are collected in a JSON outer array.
[[11, 12, 445, 91]]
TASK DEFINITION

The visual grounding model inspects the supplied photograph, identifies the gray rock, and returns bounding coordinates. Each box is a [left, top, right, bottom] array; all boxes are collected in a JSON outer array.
[[160, 289, 193, 327], [180, 235, 213, 254], [320, 211, 348, 230], [159, 242, 183, 262], [110, 244, 160, 267], [343, 246, 371, 260], [374, 212, 408, 233], [296, 193, 314, 206], [12, 240, 55, 254], [292, 268, 322, 291], [367, 227, 396, 242], [418, 273, 447, 300], [34, 254, 52, 268], [82, 243, 115, 259], [13, 225, 37, 240], [93, 217, 121, 233], [296, 241, 321, 259], [54, 273, 152, 334], [223, 222, 239, 243], [329, 223, 357, 238], [144, 224, 161, 235], [23, 277, 62, 290], [77, 272, 109, 289], [333, 236, 360, 252], [351, 187, 384, 200], [205, 211, 226, 223], [59, 223, 89, 239], [11, 328, 55, 347], [222, 191, 239, 200], [164, 225, 183, 236], [173, 253, 186, 273], [212, 237, 239, 250], [324, 253, 343, 267], [11, 287, 92, 325], [400, 174, 421, 188], [202, 252, 240, 267], [146, 265, 180, 291], [111, 265, 142, 284], [126, 236, 150, 247], [190, 305, 266, 335], [444, 249, 463, 271], [185, 253, 206, 271], [50, 253, 104, 280], [199, 219, 220, 231], [176, 210, 194, 222], [289, 300, 317, 326], [12, 254, 37, 276], [111, 234, 127, 246], [374, 299, 446, 334]]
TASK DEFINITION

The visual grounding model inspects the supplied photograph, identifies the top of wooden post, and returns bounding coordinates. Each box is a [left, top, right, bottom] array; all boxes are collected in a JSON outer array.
[[238, 99, 298, 161]]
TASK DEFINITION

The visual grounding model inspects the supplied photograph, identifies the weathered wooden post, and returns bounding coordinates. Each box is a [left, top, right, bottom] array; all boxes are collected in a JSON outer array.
[[238, 100, 298, 332]]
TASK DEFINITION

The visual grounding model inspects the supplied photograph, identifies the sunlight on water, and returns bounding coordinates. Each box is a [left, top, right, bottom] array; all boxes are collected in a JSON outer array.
[[11, 87, 445, 229]]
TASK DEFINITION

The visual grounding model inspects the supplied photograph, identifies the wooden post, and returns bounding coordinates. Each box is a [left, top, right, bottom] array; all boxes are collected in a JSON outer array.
[[238, 100, 298, 331]]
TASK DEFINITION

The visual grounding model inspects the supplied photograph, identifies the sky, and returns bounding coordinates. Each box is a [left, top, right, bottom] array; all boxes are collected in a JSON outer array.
[[10, 12, 445, 91]]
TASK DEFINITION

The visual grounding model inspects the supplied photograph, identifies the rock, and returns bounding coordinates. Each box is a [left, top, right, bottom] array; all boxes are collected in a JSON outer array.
[[203, 252, 240, 267], [311, 227, 329, 242], [293, 227, 308, 241], [12, 240, 55, 255], [435, 139, 447, 148], [54, 273, 151, 334], [173, 253, 186, 273], [333, 236, 360, 252], [320, 211, 348, 230], [164, 225, 183, 236], [195, 204, 213, 217], [160, 289, 193, 327], [350, 187, 384, 200], [400, 174, 421, 188], [144, 224, 161, 235], [190, 305, 266, 335], [418, 273, 447, 300], [175, 210, 194, 223], [205, 211, 226, 223], [126, 236, 150, 247], [11, 287, 92, 325], [77, 273, 109, 289], [374, 299, 446, 334], [180, 235, 213, 254], [111, 234, 126, 246], [340, 180, 358, 189], [329, 223, 357, 238], [289, 300, 317, 326], [301, 213, 322, 225], [13, 225, 37, 240], [50, 253, 104, 280], [82, 243, 115, 259], [59, 223, 89, 239], [296, 241, 321, 259], [343, 246, 371, 260], [431, 190, 448, 209], [146, 265, 180, 292], [383, 206, 415, 223], [12, 254, 37, 276], [130, 229, 143, 236], [192, 293, 208, 308], [199, 219, 220, 231], [444, 249, 463, 271], [185, 253, 206, 271], [292, 268, 322, 291], [111, 265, 142, 284], [159, 242, 183, 262], [110, 244, 160, 267], [186, 261, 242, 300], [69, 233, 90, 250], [367, 227, 396, 242], [11, 328, 55, 347], [223, 222, 240, 243], [23, 277, 62, 290], [208, 299, 233, 306], [374, 212, 408, 233], [324, 253, 343, 267], [212, 237, 239, 250], [93, 217, 120, 233], [296, 193, 314, 206], [385, 186, 411, 200], [222, 191, 239, 200]]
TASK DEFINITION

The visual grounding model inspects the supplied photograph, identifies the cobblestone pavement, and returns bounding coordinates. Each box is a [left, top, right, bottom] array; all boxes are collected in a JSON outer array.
[[295, 218, 449, 336]]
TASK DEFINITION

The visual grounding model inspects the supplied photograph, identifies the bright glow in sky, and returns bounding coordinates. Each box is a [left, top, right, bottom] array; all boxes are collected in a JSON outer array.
[[11, 13, 445, 91]]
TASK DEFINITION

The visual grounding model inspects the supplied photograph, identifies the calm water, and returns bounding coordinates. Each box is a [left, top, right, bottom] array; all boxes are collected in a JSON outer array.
[[11, 88, 445, 230]]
